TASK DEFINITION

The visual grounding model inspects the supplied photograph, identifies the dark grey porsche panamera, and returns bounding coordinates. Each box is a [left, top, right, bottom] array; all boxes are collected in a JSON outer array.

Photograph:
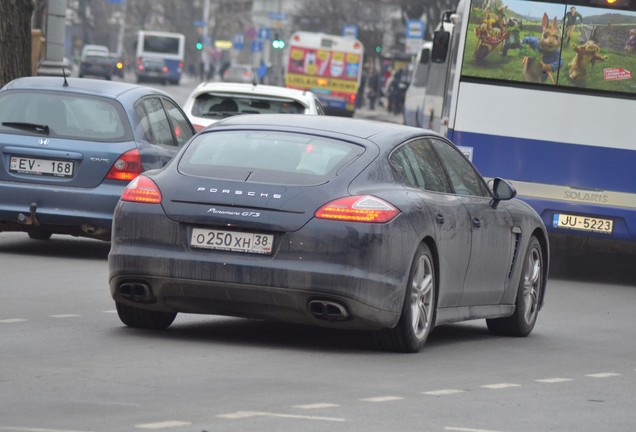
[[108, 114, 549, 352]]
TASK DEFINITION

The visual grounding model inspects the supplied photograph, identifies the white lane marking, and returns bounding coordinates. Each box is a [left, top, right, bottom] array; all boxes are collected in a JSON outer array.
[[217, 411, 345, 422], [535, 378, 574, 383], [423, 389, 466, 396], [586, 373, 621, 378], [0, 428, 93, 432], [293, 403, 340, 409], [480, 383, 521, 389], [0, 319, 27, 324], [445, 427, 504, 432], [49, 314, 81, 318], [134, 421, 191, 429], [360, 396, 404, 402]]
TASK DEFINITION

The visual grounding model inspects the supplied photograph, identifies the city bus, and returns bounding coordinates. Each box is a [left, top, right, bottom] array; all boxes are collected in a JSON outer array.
[[135, 30, 185, 85], [425, 0, 636, 244], [285, 31, 364, 116]]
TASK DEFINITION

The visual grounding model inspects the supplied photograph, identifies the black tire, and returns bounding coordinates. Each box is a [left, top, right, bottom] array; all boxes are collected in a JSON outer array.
[[487, 236, 544, 337], [115, 302, 176, 330], [375, 243, 436, 353], [28, 231, 52, 241]]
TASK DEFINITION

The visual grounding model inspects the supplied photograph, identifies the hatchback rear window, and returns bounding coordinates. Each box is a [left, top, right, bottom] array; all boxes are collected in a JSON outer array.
[[179, 130, 364, 184], [0, 90, 130, 141], [192, 93, 307, 116]]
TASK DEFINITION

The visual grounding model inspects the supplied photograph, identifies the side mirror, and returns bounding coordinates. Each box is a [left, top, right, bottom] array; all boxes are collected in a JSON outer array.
[[431, 30, 450, 63], [420, 48, 430, 64], [489, 178, 517, 208]]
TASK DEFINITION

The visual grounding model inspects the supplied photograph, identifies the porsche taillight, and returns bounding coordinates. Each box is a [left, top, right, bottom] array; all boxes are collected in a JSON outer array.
[[315, 195, 399, 223], [121, 175, 162, 204], [106, 149, 143, 181]]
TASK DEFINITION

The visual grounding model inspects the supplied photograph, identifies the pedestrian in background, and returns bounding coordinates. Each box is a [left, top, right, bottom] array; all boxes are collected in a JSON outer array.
[[367, 71, 380, 110], [257, 60, 268, 84]]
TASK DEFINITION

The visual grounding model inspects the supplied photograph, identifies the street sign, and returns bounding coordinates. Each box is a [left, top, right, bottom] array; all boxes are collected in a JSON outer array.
[[232, 33, 245, 50], [268, 12, 288, 21], [343, 24, 358, 38], [193, 20, 206, 27], [251, 39, 263, 53], [259, 27, 270, 40], [406, 19, 425, 39]]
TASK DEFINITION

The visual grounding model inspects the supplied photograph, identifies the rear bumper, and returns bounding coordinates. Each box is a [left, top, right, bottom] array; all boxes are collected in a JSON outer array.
[[0, 179, 125, 239], [108, 202, 416, 330], [109, 273, 400, 330]]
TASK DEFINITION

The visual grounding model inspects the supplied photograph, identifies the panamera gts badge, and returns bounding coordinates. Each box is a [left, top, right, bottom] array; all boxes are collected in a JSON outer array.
[[207, 207, 261, 218], [38, 138, 49, 146]]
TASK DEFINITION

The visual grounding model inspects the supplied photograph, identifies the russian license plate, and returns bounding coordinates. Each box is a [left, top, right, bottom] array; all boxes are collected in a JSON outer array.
[[553, 213, 613, 234], [10, 156, 74, 178], [191, 228, 274, 255]]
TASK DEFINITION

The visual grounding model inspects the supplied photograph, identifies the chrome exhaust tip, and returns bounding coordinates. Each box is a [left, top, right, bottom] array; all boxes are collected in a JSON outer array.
[[308, 299, 350, 321], [118, 281, 153, 302]]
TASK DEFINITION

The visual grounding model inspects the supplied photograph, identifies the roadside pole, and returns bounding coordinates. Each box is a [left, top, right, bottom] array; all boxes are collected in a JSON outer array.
[[37, 0, 70, 77]]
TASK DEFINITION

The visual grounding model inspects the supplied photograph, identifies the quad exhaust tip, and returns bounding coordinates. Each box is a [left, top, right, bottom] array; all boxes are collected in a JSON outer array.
[[308, 299, 350, 321]]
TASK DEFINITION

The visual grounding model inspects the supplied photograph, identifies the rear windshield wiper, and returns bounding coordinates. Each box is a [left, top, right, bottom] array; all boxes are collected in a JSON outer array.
[[2, 122, 50, 135]]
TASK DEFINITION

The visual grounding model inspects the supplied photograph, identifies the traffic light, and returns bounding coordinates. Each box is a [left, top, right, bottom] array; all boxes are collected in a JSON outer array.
[[375, 45, 382, 54], [195, 40, 203, 50], [272, 33, 285, 49]]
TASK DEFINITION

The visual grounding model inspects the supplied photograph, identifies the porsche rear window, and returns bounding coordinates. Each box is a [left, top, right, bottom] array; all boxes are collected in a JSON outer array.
[[0, 91, 130, 141], [179, 130, 364, 183]]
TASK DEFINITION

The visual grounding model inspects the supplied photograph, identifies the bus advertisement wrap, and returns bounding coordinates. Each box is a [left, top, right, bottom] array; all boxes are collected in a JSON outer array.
[[285, 32, 363, 116], [462, 1, 636, 95]]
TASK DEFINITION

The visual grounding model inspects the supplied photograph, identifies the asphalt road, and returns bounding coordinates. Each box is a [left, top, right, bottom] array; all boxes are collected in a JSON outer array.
[[1, 230, 636, 432], [2, 75, 636, 432]]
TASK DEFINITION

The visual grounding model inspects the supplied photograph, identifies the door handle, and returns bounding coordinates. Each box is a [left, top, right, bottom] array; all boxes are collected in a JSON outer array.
[[472, 217, 481, 228], [436, 213, 444, 225]]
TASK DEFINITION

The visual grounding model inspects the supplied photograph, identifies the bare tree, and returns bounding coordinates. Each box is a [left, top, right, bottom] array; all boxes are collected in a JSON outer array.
[[0, 0, 34, 87], [32, 0, 48, 31], [413, 0, 460, 39], [293, 0, 459, 58]]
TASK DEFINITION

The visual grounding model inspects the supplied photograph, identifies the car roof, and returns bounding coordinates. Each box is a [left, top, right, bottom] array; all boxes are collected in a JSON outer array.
[[190, 82, 316, 102], [1, 76, 170, 100], [207, 113, 436, 142]]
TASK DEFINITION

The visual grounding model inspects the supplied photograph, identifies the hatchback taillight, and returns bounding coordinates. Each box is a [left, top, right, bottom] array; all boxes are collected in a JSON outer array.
[[106, 149, 143, 181], [315, 195, 399, 223], [121, 175, 162, 204]]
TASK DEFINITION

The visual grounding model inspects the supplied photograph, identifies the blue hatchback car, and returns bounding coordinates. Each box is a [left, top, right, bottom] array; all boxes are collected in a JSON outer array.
[[0, 76, 195, 241]]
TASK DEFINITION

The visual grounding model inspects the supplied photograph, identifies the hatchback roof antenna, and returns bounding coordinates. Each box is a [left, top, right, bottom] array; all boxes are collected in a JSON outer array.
[[62, 66, 69, 87]]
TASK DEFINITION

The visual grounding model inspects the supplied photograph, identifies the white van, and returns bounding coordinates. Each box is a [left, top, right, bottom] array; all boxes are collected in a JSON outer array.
[[403, 41, 432, 128]]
